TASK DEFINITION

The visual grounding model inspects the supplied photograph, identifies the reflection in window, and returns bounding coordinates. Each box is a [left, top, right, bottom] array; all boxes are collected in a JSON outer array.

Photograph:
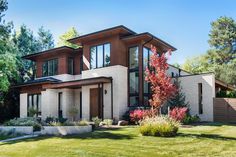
[[129, 47, 139, 69], [129, 96, 139, 106], [90, 43, 111, 69], [129, 71, 139, 94], [28, 94, 41, 117], [42, 59, 58, 76], [68, 58, 74, 75], [90, 47, 96, 69]]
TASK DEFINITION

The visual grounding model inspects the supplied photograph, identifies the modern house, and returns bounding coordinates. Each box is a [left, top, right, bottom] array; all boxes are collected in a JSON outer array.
[[17, 25, 234, 122]]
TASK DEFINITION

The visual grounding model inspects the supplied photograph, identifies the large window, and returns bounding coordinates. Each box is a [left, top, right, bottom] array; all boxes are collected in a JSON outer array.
[[90, 43, 110, 69], [27, 94, 41, 117], [42, 59, 58, 76], [143, 47, 151, 106], [68, 58, 74, 75], [129, 46, 139, 106]]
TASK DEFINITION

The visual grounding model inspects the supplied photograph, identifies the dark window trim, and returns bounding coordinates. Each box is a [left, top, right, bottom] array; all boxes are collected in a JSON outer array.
[[128, 45, 140, 107], [90, 43, 111, 69], [198, 83, 203, 114], [68, 57, 74, 75], [27, 93, 41, 117], [58, 92, 63, 118], [42, 58, 58, 77]]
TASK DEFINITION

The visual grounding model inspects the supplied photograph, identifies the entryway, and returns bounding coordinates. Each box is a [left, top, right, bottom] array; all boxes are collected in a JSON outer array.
[[90, 88, 103, 120]]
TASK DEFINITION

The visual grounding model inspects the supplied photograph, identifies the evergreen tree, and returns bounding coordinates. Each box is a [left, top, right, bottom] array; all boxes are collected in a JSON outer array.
[[38, 26, 54, 50], [168, 78, 189, 109], [57, 27, 79, 48]]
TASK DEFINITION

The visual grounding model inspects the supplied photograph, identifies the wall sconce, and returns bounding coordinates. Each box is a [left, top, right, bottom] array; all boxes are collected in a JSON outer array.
[[105, 89, 107, 94]]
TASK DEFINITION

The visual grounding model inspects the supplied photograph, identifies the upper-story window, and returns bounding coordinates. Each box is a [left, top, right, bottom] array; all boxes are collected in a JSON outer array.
[[42, 59, 58, 77], [68, 58, 74, 75], [90, 43, 110, 69]]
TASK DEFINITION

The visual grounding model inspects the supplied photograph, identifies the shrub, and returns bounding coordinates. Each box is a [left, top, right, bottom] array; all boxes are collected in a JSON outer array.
[[139, 116, 179, 137], [169, 107, 188, 122], [102, 119, 113, 126], [92, 117, 102, 128], [44, 116, 67, 125], [129, 109, 155, 124], [182, 115, 200, 125], [77, 120, 88, 126], [4, 117, 42, 131]]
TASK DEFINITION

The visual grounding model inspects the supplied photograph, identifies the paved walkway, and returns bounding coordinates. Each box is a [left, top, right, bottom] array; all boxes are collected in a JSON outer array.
[[0, 134, 38, 143]]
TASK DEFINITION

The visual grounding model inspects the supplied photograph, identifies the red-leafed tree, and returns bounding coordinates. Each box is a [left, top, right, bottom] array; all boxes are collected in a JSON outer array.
[[145, 46, 177, 114]]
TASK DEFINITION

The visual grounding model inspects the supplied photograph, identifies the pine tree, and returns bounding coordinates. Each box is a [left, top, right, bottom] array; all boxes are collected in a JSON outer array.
[[168, 78, 189, 109]]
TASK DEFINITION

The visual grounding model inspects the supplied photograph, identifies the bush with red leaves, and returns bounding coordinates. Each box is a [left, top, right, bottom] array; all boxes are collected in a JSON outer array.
[[169, 107, 188, 122]]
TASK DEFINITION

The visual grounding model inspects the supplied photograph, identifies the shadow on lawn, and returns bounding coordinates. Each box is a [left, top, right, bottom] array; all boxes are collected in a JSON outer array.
[[190, 122, 236, 127], [0, 127, 135, 146], [178, 133, 236, 141]]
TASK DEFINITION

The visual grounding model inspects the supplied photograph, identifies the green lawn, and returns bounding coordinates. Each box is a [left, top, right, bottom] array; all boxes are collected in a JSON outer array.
[[0, 123, 236, 157]]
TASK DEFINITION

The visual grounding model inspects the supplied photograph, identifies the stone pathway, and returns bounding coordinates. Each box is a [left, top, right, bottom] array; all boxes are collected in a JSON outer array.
[[0, 134, 38, 143]]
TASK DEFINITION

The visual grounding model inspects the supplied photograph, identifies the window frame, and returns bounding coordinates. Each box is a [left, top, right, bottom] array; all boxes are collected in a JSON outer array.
[[90, 43, 111, 69], [68, 57, 74, 75], [128, 45, 140, 107], [27, 93, 41, 117], [42, 58, 58, 77]]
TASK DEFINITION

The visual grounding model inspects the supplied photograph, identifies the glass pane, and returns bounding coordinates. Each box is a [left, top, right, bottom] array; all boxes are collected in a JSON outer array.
[[129, 47, 139, 69], [38, 94, 41, 112], [144, 96, 149, 106], [68, 58, 73, 74], [144, 81, 149, 94], [54, 59, 58, 75], [104, 43, 110, 66], [48, 60, 53, 76], [42, 62, 48, 76], [129, 71, 139, 94], [143, 47, 149, 70], [129, 96, 139, 106], [33, 95, 37, 109], [97, 45, 103, 68], [28, 95, 32, 108], [90, 46, 96, 69]]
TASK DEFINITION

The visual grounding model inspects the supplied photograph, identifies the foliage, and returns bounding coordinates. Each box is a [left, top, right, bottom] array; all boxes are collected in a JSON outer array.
[[182, 16, 236, 85], [4, 117, 42, 131], [68, 106, 79, 121], [57, 27, 79, 48], [169, 107, 188, 122], [145, 46, 176, 113], [76, 120, 88, 126], [182, 115, 200, 125], [28, 107, 38, 117], [102, 119, 113, 126], [37, 26, 54, 51], [139, 116, 179, 137], [167, 78, 189, 108], [129, 109, 146, 124], [44, 116, 68, 125], [216, 90, 236, 98], [92, 116, 102, 128]]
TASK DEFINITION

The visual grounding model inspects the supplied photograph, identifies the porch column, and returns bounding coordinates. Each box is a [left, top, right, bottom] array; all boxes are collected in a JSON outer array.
[[20, 93, 28, 118], [41, 89, 58, 119]]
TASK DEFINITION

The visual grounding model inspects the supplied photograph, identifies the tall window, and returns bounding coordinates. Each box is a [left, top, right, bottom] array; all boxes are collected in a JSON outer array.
[[80, 56, 83, 74], [42, 59, 58, 76], [90, 43, 110, 69], [68, 58, 74, 75], [129, 46, 139, 106], [58, 92, 63, 118], [198, 83, 203, 114], [27, 94, 41, 117], [143, 47, 151, 106]]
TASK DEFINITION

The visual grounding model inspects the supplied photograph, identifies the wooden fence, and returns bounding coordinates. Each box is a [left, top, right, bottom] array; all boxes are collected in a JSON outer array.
[[213, 98, 236, 123]]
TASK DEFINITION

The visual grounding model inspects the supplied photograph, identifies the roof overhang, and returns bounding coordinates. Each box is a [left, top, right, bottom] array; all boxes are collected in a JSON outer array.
[[67, 25, 136, 45], [121, 32, 177, 52], [215, 79, 235, 91], [15, 76, 112, 90], [22, 46, 81, 61]]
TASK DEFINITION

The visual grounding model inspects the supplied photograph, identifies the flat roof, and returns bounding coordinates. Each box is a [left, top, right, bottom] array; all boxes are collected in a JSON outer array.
[[121, 32, 177, 51], [22, 46, 80, 61], [68, 25, 136, 44]]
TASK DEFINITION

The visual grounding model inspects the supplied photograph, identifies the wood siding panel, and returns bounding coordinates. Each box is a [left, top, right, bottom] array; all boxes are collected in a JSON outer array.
[[213, 98, 236, 123]]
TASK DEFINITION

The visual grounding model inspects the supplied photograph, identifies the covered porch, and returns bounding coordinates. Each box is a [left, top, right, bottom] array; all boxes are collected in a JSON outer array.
[[18, 76, 113, 121]]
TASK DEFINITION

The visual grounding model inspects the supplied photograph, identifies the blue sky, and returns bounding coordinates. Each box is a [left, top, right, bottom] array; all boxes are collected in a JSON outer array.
[[5, 0, 236, 64]]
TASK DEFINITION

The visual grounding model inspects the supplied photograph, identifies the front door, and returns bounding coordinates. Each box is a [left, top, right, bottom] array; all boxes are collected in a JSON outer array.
[[90, 88, 102, 119]]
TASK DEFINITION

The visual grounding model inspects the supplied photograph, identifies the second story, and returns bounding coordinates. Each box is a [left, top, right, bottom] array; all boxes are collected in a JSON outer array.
[[23, 25, 186, 80]]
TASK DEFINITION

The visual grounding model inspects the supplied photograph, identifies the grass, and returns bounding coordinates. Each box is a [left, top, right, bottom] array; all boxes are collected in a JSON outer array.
[[0, 123, 236, 157]]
